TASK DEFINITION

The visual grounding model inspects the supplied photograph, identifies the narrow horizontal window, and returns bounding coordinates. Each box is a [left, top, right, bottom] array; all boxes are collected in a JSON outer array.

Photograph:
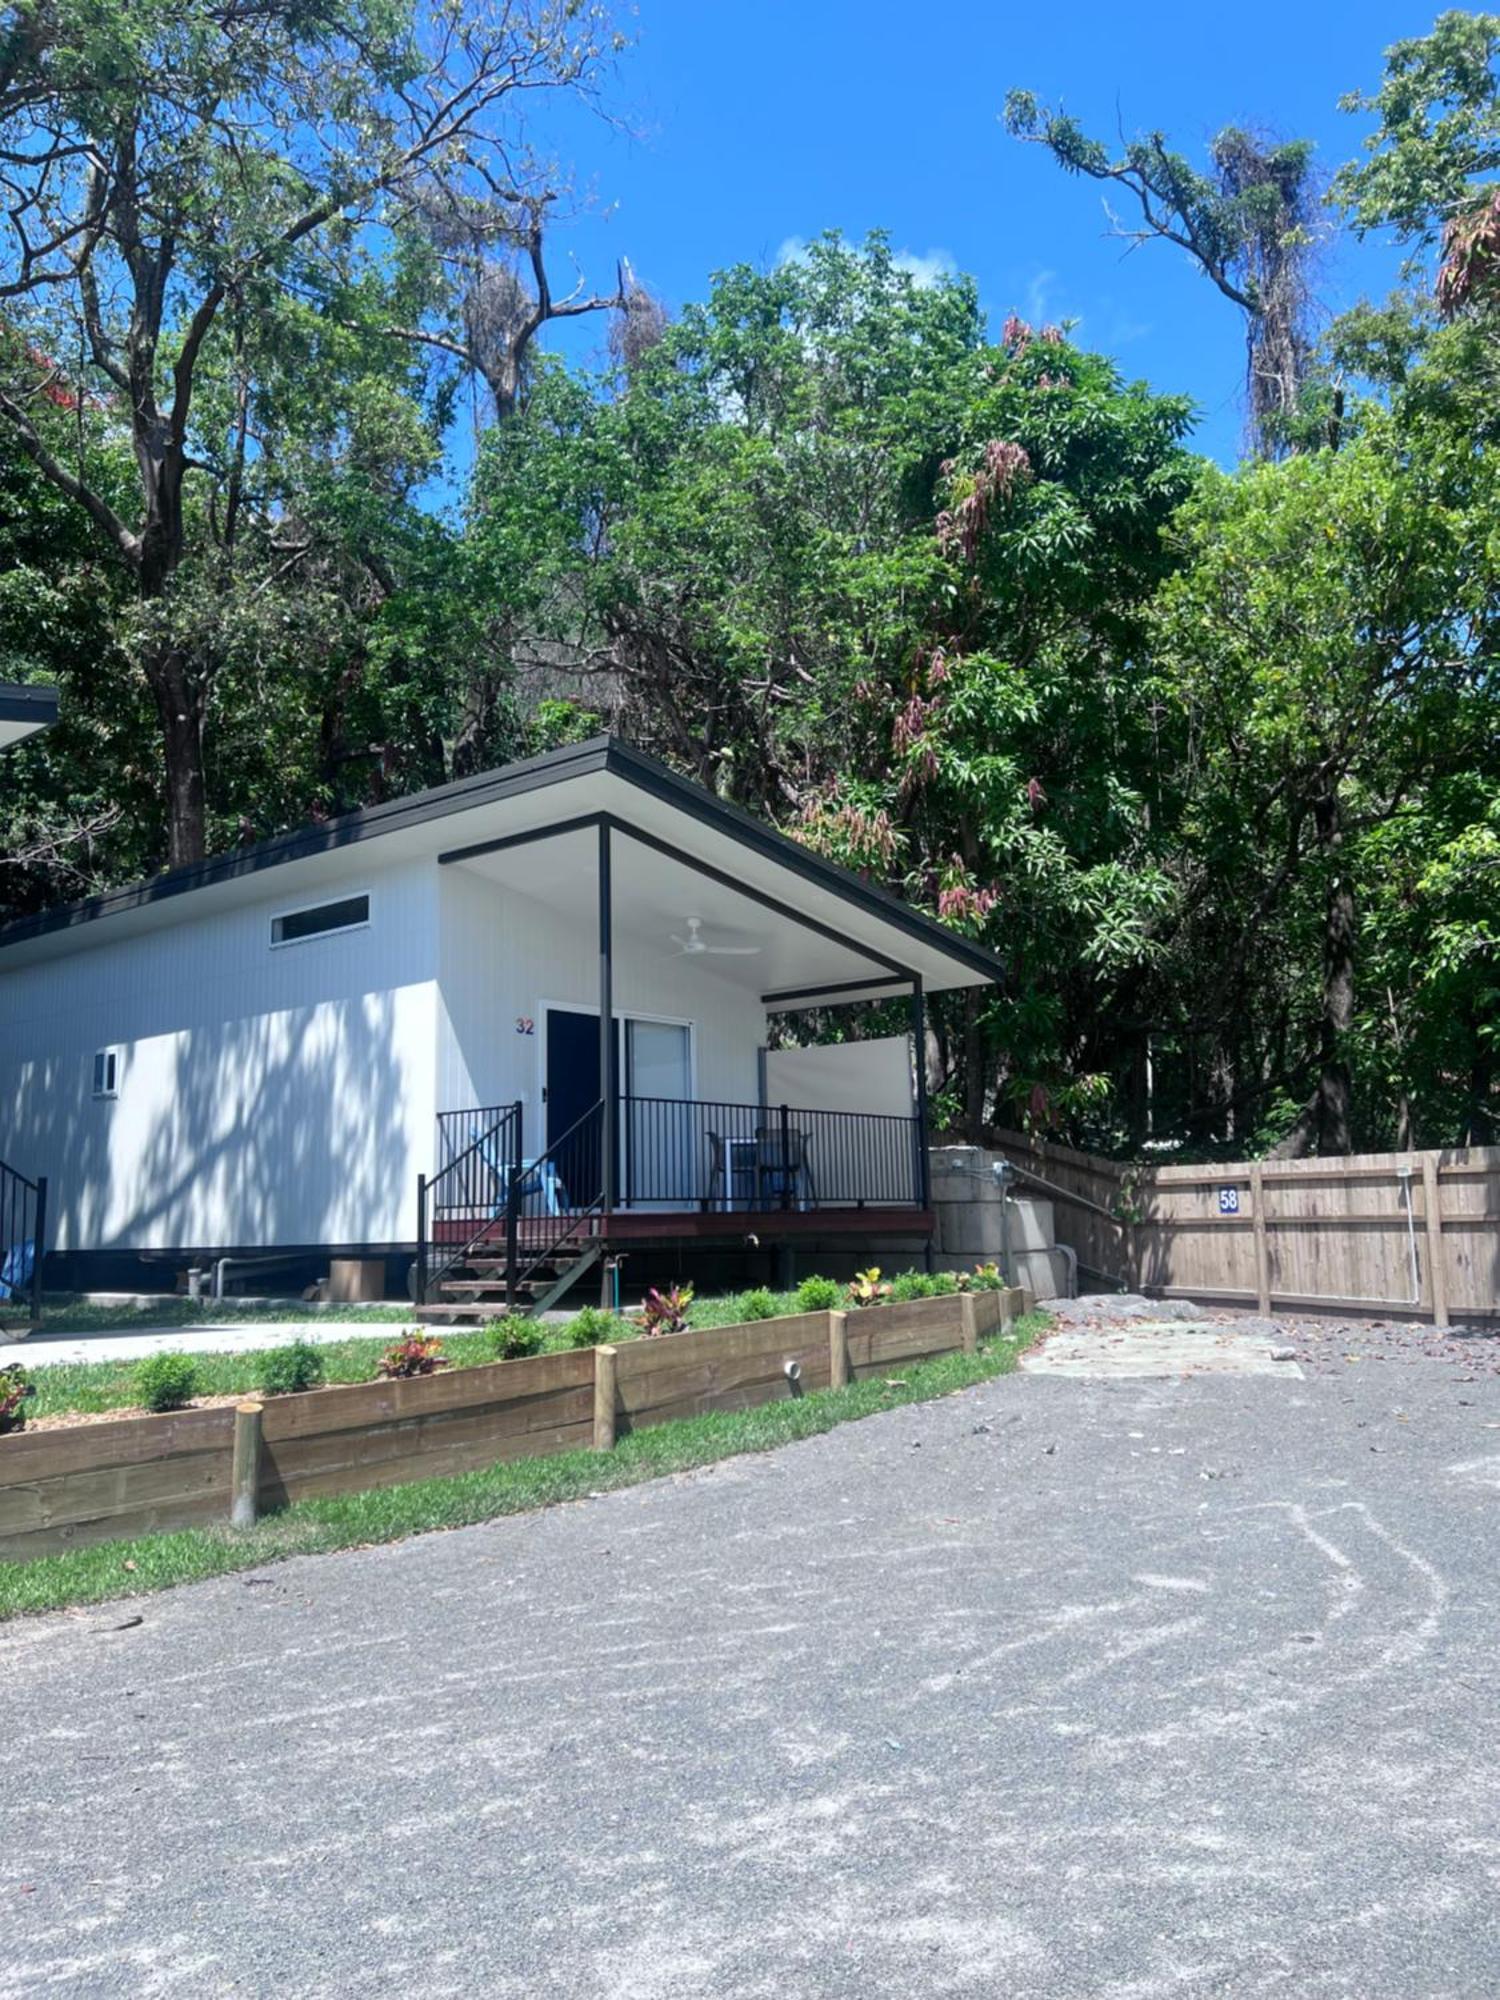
[[93, 1047, 120, 1098], [271, 893, 370, 947]]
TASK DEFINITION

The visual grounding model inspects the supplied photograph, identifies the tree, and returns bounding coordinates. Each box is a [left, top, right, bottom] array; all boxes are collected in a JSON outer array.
[[1334, 12, 1500, 249], [472, 233, 993, 811], [1003, 92, 1322, 454], [0, 0, 622, 863], [1149, 418, 1498, 1154], [470, 238, 1200, 1135]]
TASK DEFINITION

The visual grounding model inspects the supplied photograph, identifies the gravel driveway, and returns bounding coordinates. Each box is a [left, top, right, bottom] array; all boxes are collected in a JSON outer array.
[[4, 1305, 1498, 1999]]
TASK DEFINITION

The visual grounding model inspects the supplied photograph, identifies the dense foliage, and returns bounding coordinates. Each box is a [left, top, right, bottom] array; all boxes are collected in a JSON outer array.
[[1, 11, 1496, 1157]]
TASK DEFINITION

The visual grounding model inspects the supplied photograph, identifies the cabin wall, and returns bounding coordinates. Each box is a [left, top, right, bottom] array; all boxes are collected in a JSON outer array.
[[0, 857, 439, 1255], [436, 864, 766, 1151]]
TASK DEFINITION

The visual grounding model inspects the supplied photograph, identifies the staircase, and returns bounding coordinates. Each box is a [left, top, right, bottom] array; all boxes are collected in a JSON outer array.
[[414, 1101, 605, 1326], [417, 1236, 604, 1325]]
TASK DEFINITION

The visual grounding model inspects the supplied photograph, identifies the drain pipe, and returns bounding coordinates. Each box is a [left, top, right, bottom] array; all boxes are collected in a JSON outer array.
[[992, 1158, 1015, 1285]]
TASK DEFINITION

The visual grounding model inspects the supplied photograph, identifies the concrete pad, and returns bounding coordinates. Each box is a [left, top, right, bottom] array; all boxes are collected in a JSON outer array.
[[1022, 1317, 1304, 1378]]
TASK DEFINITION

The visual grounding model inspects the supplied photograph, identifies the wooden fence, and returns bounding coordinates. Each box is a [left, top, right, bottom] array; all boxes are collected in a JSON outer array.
[[990, 1128, 1498, 1325], [0, 1286, 1028, 1562]]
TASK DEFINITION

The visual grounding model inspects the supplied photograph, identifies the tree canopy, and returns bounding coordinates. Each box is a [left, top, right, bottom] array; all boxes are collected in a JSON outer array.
[[1, 8, 1497, 1159]]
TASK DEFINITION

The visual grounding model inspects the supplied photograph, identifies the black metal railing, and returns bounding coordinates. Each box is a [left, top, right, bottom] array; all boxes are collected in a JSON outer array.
[[420, 1094, 927, 1303], [503, 1100, 606, 1308], [0, 1157, 47, 1323], [416, 1102, 522, 1304], [619, 1097, 923, 1212]]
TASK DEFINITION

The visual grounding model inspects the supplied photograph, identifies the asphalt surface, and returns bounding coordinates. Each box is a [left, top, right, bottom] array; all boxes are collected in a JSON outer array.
[[5, 1308, 1499, 1998]]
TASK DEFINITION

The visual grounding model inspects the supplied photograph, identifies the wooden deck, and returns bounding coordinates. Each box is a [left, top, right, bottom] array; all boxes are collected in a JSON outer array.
[[435, 1206, 933, 1252]]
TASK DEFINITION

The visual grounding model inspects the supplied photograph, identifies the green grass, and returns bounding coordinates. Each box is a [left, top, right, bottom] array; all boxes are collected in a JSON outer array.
[[20, 1295, 414, 1338], [14, 1275, 991, 1420], [22, 1327, 498, 1419], [0, 1312, 1048, 1621]]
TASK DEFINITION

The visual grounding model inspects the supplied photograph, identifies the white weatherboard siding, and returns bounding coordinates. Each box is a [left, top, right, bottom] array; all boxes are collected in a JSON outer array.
[[0, 857, 438, 1253], [436, 863, 765, 1150]]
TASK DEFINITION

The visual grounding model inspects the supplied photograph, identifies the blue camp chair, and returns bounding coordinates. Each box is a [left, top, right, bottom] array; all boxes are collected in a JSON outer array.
[[469, 1125, 569, 1219], [0, 1239, 35, 1303]]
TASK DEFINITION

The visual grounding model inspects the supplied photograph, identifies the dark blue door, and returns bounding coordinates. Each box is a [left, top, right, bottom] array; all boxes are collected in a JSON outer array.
[[545, 1009, 618, 1204]]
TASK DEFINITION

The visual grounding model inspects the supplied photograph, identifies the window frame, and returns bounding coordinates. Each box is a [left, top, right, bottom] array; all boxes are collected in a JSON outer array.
[[92, 1046, 121, 1099], [269, 889, 372, 950]]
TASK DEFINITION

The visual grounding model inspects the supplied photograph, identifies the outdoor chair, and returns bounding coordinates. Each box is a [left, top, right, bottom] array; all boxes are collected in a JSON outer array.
[[0, 1238, 34, 1303], [753, 1127, 817, 1208], [466, 1121, 570, 1219], [706, 1130, 727, 1209]]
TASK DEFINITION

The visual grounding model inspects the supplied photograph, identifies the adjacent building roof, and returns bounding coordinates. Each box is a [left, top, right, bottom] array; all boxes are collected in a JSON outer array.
[[0, 735, 1005, 996], [0, 681, 58, 750]]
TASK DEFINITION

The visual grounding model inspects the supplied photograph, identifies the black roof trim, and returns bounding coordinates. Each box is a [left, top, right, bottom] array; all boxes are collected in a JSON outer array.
[[0, 735, 1006, 984], [0, 682, 59, 728]]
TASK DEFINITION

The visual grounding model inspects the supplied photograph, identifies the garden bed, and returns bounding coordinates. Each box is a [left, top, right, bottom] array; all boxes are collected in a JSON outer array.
[[0, 1278, 1030, 1561]]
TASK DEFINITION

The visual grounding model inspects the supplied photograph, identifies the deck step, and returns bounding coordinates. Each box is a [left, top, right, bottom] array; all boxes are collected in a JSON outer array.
[[460, 1257, 573, 1277], [437, 1271, 586, 1298]]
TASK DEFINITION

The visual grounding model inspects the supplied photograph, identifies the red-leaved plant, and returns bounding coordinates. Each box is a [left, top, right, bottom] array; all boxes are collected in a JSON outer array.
[[640, 1284, 693, 1337], [377, 1333, 448, 1379]]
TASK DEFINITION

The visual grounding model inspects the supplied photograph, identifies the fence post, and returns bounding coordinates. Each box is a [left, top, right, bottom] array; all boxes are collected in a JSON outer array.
[[414, 1174, 429, 1308], [30, 1174, 47, 1323], [230, 1400, 263, 1530], [779, 1103, 792, 1210], [505, 1170, 521, 1313], [593, 1343, 618, 1451], [1250, 1163, 1271, 1316], [828, 1310, 849, 1390], [1421, 1154, 1450, 1329], [959, 1291, 979, 1356]]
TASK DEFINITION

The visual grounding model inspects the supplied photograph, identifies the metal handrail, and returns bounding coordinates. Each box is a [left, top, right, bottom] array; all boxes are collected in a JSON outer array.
[[505, 1099, 606, 1309], [417, 1101, 522, 1304], [0, 1157, 47, 1323]]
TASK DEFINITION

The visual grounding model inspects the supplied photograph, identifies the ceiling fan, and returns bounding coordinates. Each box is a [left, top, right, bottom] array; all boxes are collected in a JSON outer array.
[[671, 916, 761, 958]]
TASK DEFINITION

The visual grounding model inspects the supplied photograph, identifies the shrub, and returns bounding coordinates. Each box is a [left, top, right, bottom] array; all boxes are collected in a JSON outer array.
[[640, 1284, 693, 1337], [735, 1287, 779, 1321], [0, 1364, 34, 1434], [486, 1314, 545, 1360], [793, 1275, 841, 1313], [255, 1338, 326, 1397], [847, 1266, 891, 1308], [134, 1351, 199, 1413], [565, 1304, 622, 1349], [376, 1332, 448, 1379], [929, 1271, 959, 1296], [889, 1270, 935, 1302]]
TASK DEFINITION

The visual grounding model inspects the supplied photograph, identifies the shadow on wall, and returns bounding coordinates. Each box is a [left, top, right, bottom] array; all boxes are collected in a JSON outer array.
[[11, 989, 416, 1266]]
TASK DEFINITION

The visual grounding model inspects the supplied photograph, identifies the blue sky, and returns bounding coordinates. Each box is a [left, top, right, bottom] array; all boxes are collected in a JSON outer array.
[[535, 0, 1442, 464]]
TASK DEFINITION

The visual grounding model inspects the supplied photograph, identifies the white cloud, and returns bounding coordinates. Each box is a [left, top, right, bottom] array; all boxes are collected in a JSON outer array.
[[775, 236, 957, 289], [1025, 267, 1061, 326], [893, 246, 957, 288]]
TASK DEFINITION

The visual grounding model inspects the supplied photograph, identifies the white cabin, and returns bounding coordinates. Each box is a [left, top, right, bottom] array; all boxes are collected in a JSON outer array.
[[0, 738, 1003, 1306]]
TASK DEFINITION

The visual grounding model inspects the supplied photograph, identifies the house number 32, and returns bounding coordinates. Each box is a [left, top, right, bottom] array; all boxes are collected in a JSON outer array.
[[515, 1016, 534, 1036]]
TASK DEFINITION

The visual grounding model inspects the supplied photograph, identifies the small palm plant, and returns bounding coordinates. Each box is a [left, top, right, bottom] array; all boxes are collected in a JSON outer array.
[[846, 1267, 891, 1308]]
